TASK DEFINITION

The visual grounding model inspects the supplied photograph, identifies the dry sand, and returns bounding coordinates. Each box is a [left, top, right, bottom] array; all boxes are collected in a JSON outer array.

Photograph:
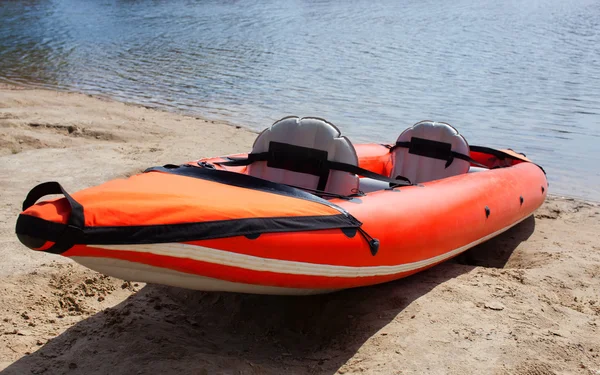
[[1, 84, 599, 375]]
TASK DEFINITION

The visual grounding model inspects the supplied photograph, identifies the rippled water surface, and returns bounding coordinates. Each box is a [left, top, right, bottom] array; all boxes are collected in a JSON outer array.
[[1, 0, 599, 199]]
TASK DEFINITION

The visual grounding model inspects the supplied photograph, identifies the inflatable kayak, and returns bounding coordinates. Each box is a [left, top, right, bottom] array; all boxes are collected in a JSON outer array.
[[15, 117, 547, 295]]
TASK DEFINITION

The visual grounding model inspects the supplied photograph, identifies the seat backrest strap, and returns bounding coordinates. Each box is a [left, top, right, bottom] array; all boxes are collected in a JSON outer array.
[[217, 141, 412, 190], [390, 138, 487, 169]]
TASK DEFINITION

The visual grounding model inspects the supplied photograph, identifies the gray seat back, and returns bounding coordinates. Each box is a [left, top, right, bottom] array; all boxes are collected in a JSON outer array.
[[391, 121, 471, 183], [248, 117, 360, 196]]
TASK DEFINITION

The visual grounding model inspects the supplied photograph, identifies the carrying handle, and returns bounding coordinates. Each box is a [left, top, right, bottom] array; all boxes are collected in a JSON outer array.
[[20, 182, 85, 253], [22, 181, 84, 228]]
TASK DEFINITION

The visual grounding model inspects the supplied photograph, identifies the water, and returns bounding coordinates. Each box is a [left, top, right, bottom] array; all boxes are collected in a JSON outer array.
[[1, 0, 599, 200]]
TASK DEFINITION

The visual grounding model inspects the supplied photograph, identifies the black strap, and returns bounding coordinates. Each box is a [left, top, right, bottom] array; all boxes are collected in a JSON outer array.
[[23, 182, 84, 227], [218, 140, 414, 191], [216, 151, 330, 189], [220, 141, 333, 190], [218, 154, 411, 185], [391, 138, 487, 169], [326, 160, 411, 184], [214, 153, 266, 166], [19, 181, 85, 253]]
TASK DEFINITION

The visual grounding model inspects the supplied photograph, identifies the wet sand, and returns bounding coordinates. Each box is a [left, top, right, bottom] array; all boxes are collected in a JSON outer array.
[[1, 85, 599, 374]]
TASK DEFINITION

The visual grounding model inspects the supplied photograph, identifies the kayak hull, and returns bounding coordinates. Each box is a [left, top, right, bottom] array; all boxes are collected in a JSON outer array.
[[69, 215, 529, 295], [16, 144, 548, 295]]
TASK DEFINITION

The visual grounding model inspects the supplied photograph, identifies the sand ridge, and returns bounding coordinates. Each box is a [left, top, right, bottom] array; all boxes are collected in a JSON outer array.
[[1, 85, 599, 374]]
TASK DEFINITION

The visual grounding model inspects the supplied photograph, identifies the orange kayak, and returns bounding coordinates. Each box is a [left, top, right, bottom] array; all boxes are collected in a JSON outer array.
[[15, 118, 547, 295]]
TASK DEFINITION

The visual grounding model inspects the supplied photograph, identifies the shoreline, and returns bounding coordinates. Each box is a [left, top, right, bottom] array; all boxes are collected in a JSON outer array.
[[2, 80, 599, 204], [1, 85, 599, 374], [0, 80, 255, 134]]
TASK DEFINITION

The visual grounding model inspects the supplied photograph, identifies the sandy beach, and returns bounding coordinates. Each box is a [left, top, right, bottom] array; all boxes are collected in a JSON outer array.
[[1, 84, 599, 374]]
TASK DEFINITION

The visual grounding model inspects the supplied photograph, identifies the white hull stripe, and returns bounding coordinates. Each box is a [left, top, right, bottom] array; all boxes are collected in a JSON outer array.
[[70, 257, 338, 295], [87, 217, 527, 279]]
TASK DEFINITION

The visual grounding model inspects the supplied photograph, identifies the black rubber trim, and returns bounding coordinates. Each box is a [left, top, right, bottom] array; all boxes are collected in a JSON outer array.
[[147, 164, 382, 248], [16, 213, 359, 245], [16, 215, 66, 243], [145, 164, 354, 214], [87, 214, 358, 244]]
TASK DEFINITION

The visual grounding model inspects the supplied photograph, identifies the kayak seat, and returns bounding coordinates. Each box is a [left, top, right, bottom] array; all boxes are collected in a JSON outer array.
[[247, 116, 360, 196], [390, 120, 471, 184]]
